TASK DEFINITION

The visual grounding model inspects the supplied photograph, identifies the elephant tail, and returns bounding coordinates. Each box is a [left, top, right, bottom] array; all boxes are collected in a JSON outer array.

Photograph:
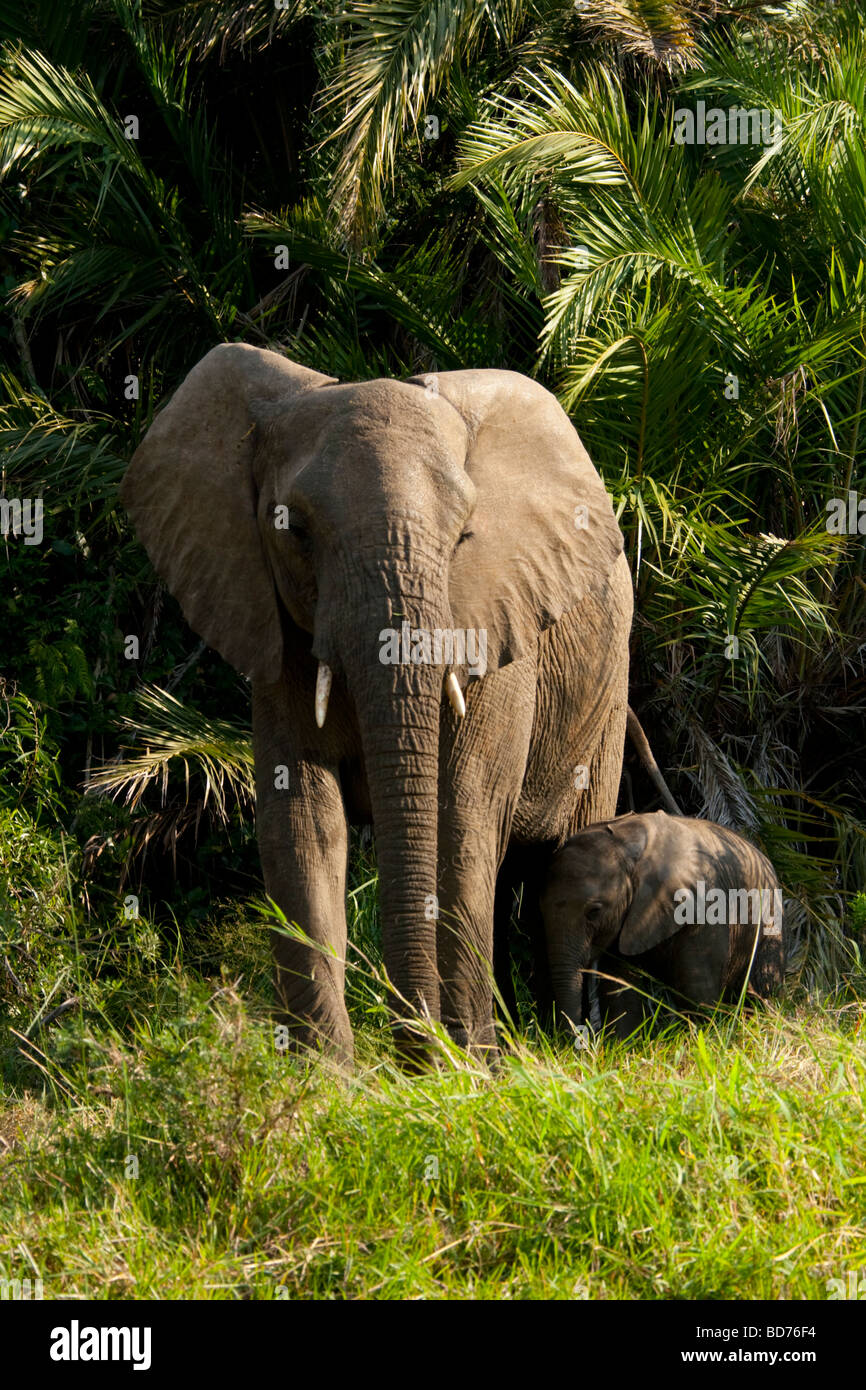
[[626, 706, 683, 816]]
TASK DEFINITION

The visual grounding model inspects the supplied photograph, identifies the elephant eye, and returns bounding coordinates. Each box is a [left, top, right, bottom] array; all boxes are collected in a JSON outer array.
[[455, 530, 474, 548], [584, 901, 603, 923]]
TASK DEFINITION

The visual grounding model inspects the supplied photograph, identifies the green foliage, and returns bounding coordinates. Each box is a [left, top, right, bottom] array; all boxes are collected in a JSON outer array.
[[0, 0, 864, 1068], [1, 960, 864, 1297], [0, 682, 63, 816], [89, 685, 255, 824]]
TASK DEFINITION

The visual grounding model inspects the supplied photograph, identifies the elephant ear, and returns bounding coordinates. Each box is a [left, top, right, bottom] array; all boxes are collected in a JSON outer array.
[[615, 812, 697, 956], [121, 343, 336, 683], [407, 369, 625, 676]]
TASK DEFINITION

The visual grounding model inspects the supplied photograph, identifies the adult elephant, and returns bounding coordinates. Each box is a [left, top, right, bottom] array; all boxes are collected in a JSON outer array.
[[121, 344, 632, 1064]]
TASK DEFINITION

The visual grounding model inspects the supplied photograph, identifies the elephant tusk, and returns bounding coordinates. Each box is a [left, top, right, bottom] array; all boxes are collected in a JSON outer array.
[[315, 662, 332, 729], [444, 671, 466, 719]]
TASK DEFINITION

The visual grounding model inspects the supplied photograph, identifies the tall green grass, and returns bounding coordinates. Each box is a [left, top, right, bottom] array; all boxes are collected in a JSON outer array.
[[2, 690, 863, 1300], [2, 856, 864, 1300]]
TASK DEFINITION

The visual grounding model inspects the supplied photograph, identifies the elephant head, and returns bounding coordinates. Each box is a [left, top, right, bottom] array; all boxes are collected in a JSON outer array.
[[121, 344, 625, 1039]]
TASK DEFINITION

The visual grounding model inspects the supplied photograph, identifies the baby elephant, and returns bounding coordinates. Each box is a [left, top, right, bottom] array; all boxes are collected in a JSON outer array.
[[539, 811, 785, 1036]]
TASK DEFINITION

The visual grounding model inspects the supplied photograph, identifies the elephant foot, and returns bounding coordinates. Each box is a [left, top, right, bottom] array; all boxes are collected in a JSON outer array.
[[392, 1026, 440, 1073], [272, 1010, 355, 1070], [602, 988, 649, 1040], [443, 1019, 500, 1070]]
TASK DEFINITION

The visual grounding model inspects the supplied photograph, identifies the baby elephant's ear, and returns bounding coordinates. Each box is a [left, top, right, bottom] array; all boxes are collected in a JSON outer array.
[[614, 813, 688, 956], [121, 343, 336, 683]]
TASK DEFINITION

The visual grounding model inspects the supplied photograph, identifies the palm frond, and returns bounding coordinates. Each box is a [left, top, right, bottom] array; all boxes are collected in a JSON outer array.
[[89, 687, 255, 825], [154, 0, 313, 60], [574, 0, 701, 74], [318, 0, 532, 242]]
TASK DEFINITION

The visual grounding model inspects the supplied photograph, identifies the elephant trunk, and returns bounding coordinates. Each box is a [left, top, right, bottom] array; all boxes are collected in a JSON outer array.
[[545, 927, 588, 1032], [333, 558, 451, 1064], [357, 684, 443, 1056]]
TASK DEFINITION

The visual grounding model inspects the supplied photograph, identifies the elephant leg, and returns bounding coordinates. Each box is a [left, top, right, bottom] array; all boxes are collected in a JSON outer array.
[[596, 952, 650, 1039], [253, 682, 353, 1064], [437, 661, 536, 1056], [437, 809, 501, 1054], [664, 926, 731, 1017]]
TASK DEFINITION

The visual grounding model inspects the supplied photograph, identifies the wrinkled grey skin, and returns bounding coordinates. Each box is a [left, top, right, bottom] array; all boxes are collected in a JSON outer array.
[[121, 344, 632, 1065], [539, 811, 785, 1036]]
